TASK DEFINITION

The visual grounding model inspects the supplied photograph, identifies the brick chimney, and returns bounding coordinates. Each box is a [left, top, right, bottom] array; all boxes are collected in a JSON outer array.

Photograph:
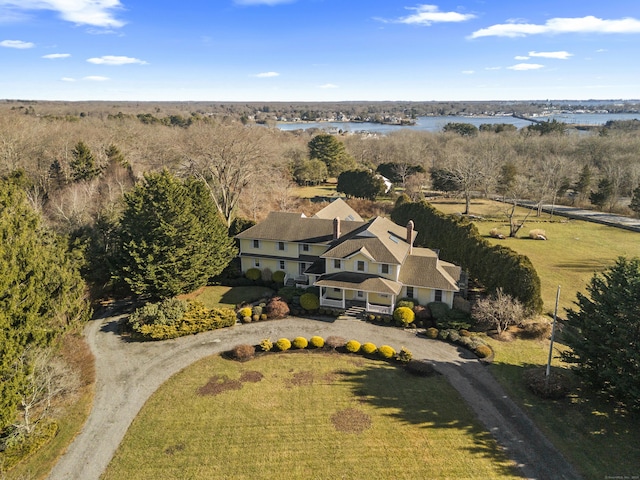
[[333, 217, 341, 240], [406, 220, 414, 254]]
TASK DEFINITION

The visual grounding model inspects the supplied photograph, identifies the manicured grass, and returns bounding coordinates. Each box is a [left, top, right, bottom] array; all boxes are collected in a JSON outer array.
[[486, 337, 640, 480], [178, 285, 275, 309], [429, 198, 640, 313], [292, 183, 337, 199], [103, 353, 521, 480]]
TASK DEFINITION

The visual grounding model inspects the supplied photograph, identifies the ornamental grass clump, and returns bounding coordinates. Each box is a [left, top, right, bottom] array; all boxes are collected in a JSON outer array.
[[474, 345, 492, 359], [396, 347, 413, 363], [292, 337, 308, 349], [345, 340, 361, 353], [230, 344, 255, 361], [275, 338, 291, 351]]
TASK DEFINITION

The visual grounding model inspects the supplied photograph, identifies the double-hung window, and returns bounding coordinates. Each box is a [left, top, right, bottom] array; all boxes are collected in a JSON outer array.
[[357, 261, 365, 272], [406, 286, 414, 299], [253, 239, 260, 249], [277, 242, 285, 251], [434, 290, 443, 302]]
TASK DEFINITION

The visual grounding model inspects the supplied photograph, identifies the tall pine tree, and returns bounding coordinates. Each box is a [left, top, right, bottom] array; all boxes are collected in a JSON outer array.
[[116, 170, 236, 299]]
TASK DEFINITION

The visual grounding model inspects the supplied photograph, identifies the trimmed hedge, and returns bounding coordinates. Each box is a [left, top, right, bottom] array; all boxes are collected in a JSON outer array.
[[309, 336, 325, 348], [299, 293, 320, 311], [392, 200, 542, 313], [378, 345, 396, 359], [272, 270, 286, 283], [292, 337, 308, 349], [361, 342, 377, 355], [245, 268, 261, 281], [393, 306, 415, 326], [345, 340, 361, 353], [275, 338, 291, 351]]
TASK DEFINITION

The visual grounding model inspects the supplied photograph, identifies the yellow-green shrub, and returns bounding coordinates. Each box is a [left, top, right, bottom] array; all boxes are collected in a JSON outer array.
[[378, 345, 396, 359], [475, 345, 492, 359], [345, 340, 361, 353], [309, 336, 325, 348], [396, 347, 412, 363], [272, 270, 286, 283], [238, 307, 252, 318], [393, 306, 415, 326], [259, 338, 273, 352], [292, 337, 308, 349], [275, 338, 291, 351], [245, 268, 261, 281], [361, 342, 377, 355], [299, 292, 320, 311], [425, 327, 439, 339]]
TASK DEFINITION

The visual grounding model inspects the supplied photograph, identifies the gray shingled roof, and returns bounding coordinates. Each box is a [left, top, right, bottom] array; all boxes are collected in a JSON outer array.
[[321, 216, 416, 264], [312, 198, 363, 222], [236, 212, 365, 243], [315, 272, 403, 295], [398, 247, 460, 291]]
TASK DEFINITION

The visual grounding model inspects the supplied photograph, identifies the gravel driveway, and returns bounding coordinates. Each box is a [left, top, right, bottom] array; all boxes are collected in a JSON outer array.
[[47, 309, 582, 480]]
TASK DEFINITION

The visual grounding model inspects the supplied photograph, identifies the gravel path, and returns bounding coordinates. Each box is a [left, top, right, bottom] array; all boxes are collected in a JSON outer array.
[[47, 310, 582, 480]]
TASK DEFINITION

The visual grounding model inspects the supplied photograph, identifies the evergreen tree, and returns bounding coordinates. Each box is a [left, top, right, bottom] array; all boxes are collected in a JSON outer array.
[[70, 141, 100, 182], [308, 134, 356, 177], [574, 164, 592, 203], [116, 170, 237, 299], [563, 257, 640, 411], [337, 170, 386, 200], [589, 178, 613, 210], [629, 186, 640, 217], [0, 180, 89, 430]]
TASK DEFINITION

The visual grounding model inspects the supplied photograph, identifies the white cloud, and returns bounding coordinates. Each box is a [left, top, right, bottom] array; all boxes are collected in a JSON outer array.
[[61, 77, 76, 82], [234, 0, 295, 5], [43, 53, 70, 59], [471, 15, 640, 38], [514, 55, 529, 60], [529, 50, 572, 59], [1, 39, 34, 48], [462, 70, 475, 75], [507, 63, 545, 71], [87, 55, 147, 65], [596, 48, 608, 53], [385, 4, 476, 26], [83, 75, 109, 81], [0, 0, 125, 28], [319, 83, 338, 89], [485, 66, 502, 70], [252, 71, 280, 78]]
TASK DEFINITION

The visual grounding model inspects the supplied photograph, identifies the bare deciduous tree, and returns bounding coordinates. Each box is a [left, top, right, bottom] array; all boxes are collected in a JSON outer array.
[[472, 288, 526, 335]]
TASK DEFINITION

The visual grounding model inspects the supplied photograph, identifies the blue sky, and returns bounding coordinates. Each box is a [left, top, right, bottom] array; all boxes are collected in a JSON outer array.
[[1, 1, 639, 101]]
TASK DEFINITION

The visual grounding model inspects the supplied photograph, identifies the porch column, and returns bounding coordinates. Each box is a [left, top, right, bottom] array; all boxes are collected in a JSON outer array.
[[341, 289, 345, 309]]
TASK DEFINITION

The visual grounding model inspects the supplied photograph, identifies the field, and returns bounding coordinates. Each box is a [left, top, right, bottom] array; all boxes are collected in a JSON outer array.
[[428, 198, 640, 313], [103, 353, 521, 480]]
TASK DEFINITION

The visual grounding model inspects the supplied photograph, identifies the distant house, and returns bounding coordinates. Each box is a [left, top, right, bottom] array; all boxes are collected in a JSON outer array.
[[236, 199, 461, 314]]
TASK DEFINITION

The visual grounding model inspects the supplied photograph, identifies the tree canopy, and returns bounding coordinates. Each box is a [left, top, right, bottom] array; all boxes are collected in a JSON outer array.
[[308, 134, 356, 177], [336, 170, 386, 200], [563, 257, 640, 411], [0, 179, 89, 430], [115, 170, 237, 299]]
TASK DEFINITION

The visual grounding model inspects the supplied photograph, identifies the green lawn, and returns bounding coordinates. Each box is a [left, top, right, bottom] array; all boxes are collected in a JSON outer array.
[[178, 285, 275, 309], [429, 198, 640, 313], [292, 183, 338, 199], [103, 353, 521, 480]]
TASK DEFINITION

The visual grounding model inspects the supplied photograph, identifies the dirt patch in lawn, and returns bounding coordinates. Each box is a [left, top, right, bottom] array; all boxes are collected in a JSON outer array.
[[331, 408, 372, 434], [197, 375, 243, 396], [286, 370, 314, 388], [240, 371, 264, 383]]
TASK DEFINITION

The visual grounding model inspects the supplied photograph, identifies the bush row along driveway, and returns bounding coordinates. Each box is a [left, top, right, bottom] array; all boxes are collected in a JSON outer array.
[[47, 310, 582, 480]]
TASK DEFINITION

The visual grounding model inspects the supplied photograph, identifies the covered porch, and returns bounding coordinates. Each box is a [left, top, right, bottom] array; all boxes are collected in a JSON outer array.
[[314, 272, 402, 315]]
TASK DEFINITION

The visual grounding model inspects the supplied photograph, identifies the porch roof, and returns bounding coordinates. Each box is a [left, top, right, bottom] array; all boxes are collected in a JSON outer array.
[[314, 272, 402, 295]]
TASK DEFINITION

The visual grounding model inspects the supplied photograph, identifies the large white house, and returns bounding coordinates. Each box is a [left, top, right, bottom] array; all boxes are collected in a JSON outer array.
[[236, 199, 461, 315]]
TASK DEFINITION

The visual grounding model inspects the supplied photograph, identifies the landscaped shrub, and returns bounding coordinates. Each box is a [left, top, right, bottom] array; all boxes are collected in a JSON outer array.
[[260, 313, 267, 321], [272, 270, 286, 284], [238, 307, 252, 318], [277, 286, 305, 303], [261, 267, 273, 282], [252, 305, 263, 317], [393, 306, 415, 327], [345, 340, 361, 353], [378, 345, 396, 359], [299, 292, 320, 311], [325, 336, 346, 349], [428, 301, 450, 322], [266, 296, 290, 319], [275, 338, 291, 351], [524, 367, 571, 399], [252, 314, 260, 322], [361, 342, 377, 355], [245, 268, 261, 281], [309, 336, 325, 348], [413, 304, 431, 321], [396, 299, 415, 309], [242, 316, 252, 323], [518, 320, 552, 340], [230, 344, 255, 361], [396, 347, 413, 363], [292, 337, 308, 349], [474, 345, 492, 359], [259, 338, 273, 352], [127, 297, 189, 331], [425, 327, 439, 339]]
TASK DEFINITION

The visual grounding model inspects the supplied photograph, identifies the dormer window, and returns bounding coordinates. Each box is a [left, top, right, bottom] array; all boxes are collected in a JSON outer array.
[[334, 259, 342, 269], [381, 264, 389, 274], [302, 244, 310, 252]]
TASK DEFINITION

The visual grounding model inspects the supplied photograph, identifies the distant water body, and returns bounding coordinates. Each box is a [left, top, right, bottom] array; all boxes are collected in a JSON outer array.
[[277, 113, 640, 135]]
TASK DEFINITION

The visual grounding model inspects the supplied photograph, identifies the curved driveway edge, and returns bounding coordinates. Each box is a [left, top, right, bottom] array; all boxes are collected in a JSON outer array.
[[47, 312, 582, 480]]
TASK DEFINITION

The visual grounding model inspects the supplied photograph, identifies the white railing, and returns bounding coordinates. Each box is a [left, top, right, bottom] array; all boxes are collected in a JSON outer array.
[[366, 303, 393, 315], [320, 298, 344, 309]]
